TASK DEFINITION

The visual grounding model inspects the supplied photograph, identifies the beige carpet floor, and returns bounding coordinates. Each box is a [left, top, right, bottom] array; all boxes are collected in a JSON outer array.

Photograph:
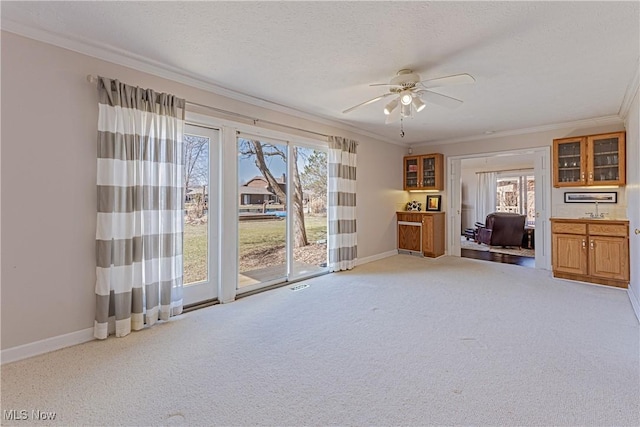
[[1, 255, 638, 426]]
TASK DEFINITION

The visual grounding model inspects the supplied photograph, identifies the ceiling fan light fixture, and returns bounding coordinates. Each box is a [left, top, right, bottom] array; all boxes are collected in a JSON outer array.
[[412, 97, 426, 112], [401, 102, 412, 117], [383, 98, 398, 115], [400, 91, 413, 106]]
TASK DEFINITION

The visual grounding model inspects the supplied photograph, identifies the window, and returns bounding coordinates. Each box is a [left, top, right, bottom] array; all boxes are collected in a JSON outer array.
[[496, 173, 535, 227]]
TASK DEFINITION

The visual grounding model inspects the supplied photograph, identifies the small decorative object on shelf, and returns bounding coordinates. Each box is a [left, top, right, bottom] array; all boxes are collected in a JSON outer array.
[[426, 195, 442, 211], [406, 200, 422, 211]]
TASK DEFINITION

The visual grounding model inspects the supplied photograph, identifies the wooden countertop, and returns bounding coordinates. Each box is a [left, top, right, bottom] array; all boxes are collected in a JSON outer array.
[[550, 217, 628, 224], [397, 211, 445, 215]]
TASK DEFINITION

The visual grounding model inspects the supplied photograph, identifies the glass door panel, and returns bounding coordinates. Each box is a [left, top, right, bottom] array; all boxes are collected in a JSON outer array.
[[421, 156, 436, 187], [237, 137, 288, 290], [591, 136, 620, 183], [182, 124, 218, 305], [291, 146, 328, 279], [557, 140, 583, 184], [404, 157, 419, 189]]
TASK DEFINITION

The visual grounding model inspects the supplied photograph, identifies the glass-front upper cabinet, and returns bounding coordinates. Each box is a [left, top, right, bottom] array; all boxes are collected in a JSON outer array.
[[404, 156, 420, 189], [554, 137, 586, 186], [587, 133, 625, 186], [553, 132, 625, 188], [403, 153, 443, 191]]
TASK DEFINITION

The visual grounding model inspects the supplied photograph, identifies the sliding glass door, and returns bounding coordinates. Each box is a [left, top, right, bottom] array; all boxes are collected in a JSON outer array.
[[290, 147, 328, 279], [237, 137, 289, 288], [237, 135, 327, 292]]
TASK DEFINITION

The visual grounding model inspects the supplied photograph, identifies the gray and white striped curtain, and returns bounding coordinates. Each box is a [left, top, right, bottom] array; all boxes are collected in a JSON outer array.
[[95, 77, 185, 339], [328, 136, 358, 272]]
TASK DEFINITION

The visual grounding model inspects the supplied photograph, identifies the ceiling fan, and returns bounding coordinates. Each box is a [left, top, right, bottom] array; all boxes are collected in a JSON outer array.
[[342, 69, 475, 124]]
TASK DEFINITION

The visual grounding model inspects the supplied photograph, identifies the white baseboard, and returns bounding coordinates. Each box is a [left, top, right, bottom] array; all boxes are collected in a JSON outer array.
[[356, 249, 399, 266], [1, 327, 95, 365], [628, 286, 640, 323]]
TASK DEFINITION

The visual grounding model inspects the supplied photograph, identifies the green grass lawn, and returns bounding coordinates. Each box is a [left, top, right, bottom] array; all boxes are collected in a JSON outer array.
[[183, 220, 209, 284], [183, 215, 327, 285]]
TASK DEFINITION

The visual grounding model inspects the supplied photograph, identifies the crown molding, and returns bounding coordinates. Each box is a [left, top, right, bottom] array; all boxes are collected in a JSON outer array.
[[619, 57, 640, 120], [411, 115, 624, 148], [1, 20, 405, 147]]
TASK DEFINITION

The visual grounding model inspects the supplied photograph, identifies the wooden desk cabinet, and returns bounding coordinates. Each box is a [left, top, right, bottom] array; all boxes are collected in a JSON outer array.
[[397, 211, 445, 258], [551, 218, 629, 288]]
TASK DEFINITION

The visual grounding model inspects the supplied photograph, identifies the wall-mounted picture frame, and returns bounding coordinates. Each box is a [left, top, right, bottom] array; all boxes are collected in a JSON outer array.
[[564, 192, 617, 204], [426, 195, 442, 211]]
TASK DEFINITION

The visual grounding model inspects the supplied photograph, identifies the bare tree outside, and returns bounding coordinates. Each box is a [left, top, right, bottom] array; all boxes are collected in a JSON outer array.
[[238, 139, 308, 247], [182, 133, 210, 284], [184, 135, 208, 188], [183, 134, 209, 221], [301, 151, 327, 214]]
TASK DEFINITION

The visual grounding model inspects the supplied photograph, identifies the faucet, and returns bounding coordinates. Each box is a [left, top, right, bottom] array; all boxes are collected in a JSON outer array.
[[585, 201, 607, 219]]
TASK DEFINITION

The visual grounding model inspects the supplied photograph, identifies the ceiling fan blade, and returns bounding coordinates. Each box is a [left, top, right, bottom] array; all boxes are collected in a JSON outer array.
[[369, 83, 399, 87], [342, 92, 395, 114], [419, 90, 464, 109], [419, 73, 475, 89]]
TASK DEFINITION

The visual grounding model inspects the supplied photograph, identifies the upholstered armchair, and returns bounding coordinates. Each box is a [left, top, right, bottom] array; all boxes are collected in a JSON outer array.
[[475, 212, 526, 247]]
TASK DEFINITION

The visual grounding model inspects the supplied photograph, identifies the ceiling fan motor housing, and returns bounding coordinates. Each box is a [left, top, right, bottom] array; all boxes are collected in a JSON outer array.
[[390, 69, 420, 88]]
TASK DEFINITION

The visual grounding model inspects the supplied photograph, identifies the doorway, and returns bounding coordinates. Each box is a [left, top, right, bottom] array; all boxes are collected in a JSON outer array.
[[448, 147, 551, 270]]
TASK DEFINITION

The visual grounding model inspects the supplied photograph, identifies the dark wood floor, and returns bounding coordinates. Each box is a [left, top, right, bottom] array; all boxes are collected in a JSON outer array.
[[461, 248, 535, 268]]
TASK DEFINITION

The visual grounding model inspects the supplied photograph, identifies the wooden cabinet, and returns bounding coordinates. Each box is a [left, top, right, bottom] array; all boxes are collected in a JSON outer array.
[[551, 218, 629, 288], [553, 132, 625, 187], [403, 153, 444, 191], [398, 220, 422, 253], [397, 212, 445, 257]]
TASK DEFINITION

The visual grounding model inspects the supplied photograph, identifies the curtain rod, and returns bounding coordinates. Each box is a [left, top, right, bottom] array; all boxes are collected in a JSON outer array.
[[186, 100, 330, 139], [86, 74, 330, 140], [475, 167, 534, 174]]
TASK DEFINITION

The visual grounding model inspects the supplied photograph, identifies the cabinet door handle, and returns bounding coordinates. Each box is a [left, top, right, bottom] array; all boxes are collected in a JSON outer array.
[[581, 172, 585, 181], [590, 240, 594, 249], [582, 239, 586, 249], [589, 172, 593, 182]]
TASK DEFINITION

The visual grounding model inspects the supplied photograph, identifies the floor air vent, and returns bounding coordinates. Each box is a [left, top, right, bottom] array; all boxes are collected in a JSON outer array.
[[290, 283, 309, 291]]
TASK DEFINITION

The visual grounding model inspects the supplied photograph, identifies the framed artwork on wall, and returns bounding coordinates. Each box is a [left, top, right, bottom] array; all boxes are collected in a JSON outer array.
[[564, 192, 617, 204], [426, 195, 442, 211]]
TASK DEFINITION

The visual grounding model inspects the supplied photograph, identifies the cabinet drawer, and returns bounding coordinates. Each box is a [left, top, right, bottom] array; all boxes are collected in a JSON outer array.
[[552, 222, 587, 234], [587, 223, 628, 237], [397, 213, 422, 222]]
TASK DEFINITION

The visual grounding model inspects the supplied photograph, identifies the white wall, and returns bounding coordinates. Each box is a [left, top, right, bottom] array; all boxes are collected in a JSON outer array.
[[0, 32, 406, 351]]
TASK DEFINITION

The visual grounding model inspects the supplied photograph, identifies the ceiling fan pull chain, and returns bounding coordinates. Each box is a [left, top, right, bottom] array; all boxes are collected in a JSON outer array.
[[400, 116, 405, 138]]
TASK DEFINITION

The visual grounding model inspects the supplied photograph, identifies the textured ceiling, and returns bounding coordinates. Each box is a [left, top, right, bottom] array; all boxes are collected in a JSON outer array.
[[2, 1, 638, 145]]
